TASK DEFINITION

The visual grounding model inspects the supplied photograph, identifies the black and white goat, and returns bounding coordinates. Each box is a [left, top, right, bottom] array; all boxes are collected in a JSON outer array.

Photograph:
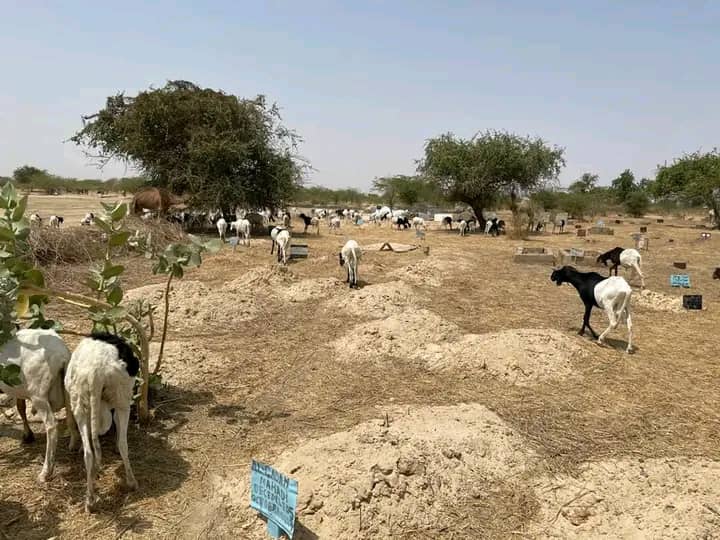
[[442, 216, 453, 230], [550, 265, 634, 353], [0, 329, 78, 482], [596, 247, 645, 288], [48, 215, 64, 228], [393, 216, 411, 230], [65, 333, 139, 512], [339, 239, 362, 288], [298, 213, 320, 235], [80, 212, 95, 226]]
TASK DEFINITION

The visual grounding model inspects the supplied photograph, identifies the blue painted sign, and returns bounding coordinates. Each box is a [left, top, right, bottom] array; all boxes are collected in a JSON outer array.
[[250, 460, 298, 539], [670, 274, 690, 288]]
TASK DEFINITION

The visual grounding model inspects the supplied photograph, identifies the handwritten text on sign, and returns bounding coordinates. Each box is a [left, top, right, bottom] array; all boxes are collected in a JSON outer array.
[[250, 460, 298, 538]]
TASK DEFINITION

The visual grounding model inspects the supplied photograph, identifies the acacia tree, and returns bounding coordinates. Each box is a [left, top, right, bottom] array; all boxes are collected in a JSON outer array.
[[653, 150, 720, 228], [71, 80, 307, 212], [611, 169, 638, 202], [418, 131, 565, 227], [568, 172, 599, 194]]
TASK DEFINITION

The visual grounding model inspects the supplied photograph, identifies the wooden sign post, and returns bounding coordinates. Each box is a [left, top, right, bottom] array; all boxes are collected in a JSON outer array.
[[250, 460, 298, 539]]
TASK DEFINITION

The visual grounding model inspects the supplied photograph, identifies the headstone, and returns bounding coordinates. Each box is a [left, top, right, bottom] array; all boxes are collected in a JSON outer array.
[[657, 218, 664, 223], [640, 226, 648, 233], [670, 274, 690, 288], [290, 244, 308, 259], [701, 232, 711, 240], [575, 224, 582, 229], [615, 219, 622, 224], [569, 248, 584, 258], [596, 220, 605, 227], [713, 267, 720, 280], [673, 261, 687, 269], [683, 295, 702, 310], [250, 460, 298, 539], [577, 229, 587, 237]]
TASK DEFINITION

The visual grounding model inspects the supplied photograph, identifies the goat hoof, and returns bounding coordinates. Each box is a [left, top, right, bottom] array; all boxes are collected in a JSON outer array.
[[125, 478, 139, 491], [84, 496, 99, 514], [22, 431, 35, 444], [36, 470, 50, 483]]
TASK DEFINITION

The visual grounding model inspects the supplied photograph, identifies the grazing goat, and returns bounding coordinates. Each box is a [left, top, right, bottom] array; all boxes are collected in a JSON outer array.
[[65, 333, 139, 513], [275, 229, 291, 264], [29, 213, 42, 225], [270, 226, 285, 254], [299, 213, 319, 234], [329, 216, 342, 233], [442, 216, 453, 230], [0, 329, 78, 482], [216, 217, 228, 242], [596, 247, 645, 288], [487, 218, 505, 236], [412, 216, 425, 229], [458, 219, 469, 236], [550, 266, 634, 353], [339, 240, 362, 288], [393, 216, 411, 229], [282, 212, 291, 228], [48, 215, 64, 228], [231, 218, 251, 246], [80, 212, 95, 226]]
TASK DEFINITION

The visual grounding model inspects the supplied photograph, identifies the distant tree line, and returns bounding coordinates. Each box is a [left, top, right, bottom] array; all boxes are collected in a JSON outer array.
[[0, 165, 147, 195]]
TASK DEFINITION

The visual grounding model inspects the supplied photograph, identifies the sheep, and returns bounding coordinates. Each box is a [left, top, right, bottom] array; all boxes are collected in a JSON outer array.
[[339, 240, 362, 288], [275, 229, 291, 265], [80, 212, 95, 226], [0, 329, 78, 482], [230, 218, 251, 246], [596, 247, 645, 288], [216, 217, 228, 242], [550, 265, 633, 353], [458, 219, 469, 236], [65, 333, 139, 513], [29, 213, 42, 225], [329, 216, 342, 233], [48, 215, 64, 228]]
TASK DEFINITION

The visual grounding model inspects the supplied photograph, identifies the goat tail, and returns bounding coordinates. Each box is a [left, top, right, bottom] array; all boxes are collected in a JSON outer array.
[[89, 383, 102, 447], [619, 288, 632, 321]]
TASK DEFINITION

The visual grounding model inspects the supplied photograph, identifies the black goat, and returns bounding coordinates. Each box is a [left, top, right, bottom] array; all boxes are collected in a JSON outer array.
[[596, 247, 624, 276], [298, 213, 312, 233], [442, 216, 453, 230], [550, 265, 634, 352], [550, 266, 605, 339], [394, 216, 411, 229], [487, 218, 505, 237]]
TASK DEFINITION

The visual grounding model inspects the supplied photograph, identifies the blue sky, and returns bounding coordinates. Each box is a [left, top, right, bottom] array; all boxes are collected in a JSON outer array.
[[1, 1, 718, 190]]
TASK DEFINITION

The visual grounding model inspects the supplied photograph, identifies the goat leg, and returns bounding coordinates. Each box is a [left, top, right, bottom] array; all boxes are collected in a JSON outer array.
[[17, 399, 35, 444]]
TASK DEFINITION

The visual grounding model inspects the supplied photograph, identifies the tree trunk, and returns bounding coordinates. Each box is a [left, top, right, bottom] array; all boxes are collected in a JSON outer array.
[[467, 200, 487, 230]]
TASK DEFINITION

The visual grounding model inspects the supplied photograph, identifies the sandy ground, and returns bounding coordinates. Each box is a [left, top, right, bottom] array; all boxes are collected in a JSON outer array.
[[1, 195, 719, 539]]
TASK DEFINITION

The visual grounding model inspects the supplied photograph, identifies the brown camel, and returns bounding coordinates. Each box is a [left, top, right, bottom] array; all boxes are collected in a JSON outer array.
[[131, 187, 186, 215]]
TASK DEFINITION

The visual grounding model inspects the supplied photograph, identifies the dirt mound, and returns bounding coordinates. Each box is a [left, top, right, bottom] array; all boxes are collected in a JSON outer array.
[[424, 329, 586, 384], [323, 280, 420, 317], [333, 311, 584, 384], [389, 259, 444, 287], [532, 458, 720, 538], [216, 404, 534, 539], [635, 289, 684, 313], [148, 340, 220, 387], [332, 309, 461, 361], [125, 279, 263, 332], [276, 277, 344, 303], [225, 265, 296, 290]]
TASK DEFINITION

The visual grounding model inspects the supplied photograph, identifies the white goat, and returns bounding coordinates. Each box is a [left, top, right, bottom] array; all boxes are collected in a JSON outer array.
[[329, 216, 341, 233], [270, 226, 284, 254], [412, 216, 425, 230], [458, 219, 468, 236], [0, 329, 78, 482], [231, 218, 251, 246], [80, 212, 95, 226], [48, 215, 64, 228], [216, 217, 228, 242], [275, 229, 291, 265], [339, 240, 362, 288], [65, 333, 139, 512], [29, 213, 42, 225]]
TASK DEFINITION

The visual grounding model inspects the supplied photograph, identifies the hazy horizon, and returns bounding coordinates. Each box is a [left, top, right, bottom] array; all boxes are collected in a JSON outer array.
[[2, 2, 718, 191]]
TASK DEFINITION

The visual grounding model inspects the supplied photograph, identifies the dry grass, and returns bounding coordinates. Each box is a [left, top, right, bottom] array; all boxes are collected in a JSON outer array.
[[1, 197, 719, 539]]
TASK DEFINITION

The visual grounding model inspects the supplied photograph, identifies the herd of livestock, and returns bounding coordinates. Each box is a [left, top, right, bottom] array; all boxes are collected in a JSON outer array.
[[1, 196, 653, 516]]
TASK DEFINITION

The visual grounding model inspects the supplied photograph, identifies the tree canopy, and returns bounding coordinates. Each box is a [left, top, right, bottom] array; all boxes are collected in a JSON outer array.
[[653, 149, 720, 227], [568, 172, 599, 194], [417, 130, 565, 223], [71, 80, 307, 211], [611, 169, 638, 202]]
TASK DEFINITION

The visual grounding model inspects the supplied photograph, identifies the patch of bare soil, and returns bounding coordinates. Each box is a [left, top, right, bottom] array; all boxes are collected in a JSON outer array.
[[276, 277, 344, 303], [323, 280, 420, 317], [216, 404, 535, 540], [148, 340, 224, 387], [532, 458, 720, 538], [635, 289, 685, 313], [389, 259, 445, 287], [334, 310, 585, 385]]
